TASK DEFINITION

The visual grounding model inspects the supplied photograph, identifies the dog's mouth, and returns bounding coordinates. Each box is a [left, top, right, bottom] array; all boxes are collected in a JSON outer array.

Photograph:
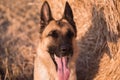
[[54, 54, 70, 80], [48, 46, 73, 80]]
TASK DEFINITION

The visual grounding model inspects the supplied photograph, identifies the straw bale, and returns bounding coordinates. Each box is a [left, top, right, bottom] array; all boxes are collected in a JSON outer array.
[[0, 0, 120, 80]]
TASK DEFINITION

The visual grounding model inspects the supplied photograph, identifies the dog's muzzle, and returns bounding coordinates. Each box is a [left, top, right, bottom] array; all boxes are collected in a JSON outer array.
[[48, 45, 73, 80]]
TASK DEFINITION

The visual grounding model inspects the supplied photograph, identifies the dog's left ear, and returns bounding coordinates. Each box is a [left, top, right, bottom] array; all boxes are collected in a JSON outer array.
[[40, 1, 53, 33], [63, 2, 77, 35]]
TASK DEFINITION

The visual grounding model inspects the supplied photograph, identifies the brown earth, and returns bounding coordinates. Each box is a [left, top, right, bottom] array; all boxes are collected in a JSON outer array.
[[0, 0, 120, 80]]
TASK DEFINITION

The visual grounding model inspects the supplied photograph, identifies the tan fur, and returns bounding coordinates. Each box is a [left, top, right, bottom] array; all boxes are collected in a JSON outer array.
[[34, 43, 58, 80], [42, 20, 75, 39]]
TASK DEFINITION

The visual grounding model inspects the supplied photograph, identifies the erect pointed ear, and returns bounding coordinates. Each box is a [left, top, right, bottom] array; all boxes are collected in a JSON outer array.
[[40, 1, 53, 33], [63, 2, 77, 35], [63, 2, 73, 21]]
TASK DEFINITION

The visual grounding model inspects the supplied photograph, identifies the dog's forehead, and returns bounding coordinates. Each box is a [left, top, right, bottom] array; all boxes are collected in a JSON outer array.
[[43, 20, 74, 34]]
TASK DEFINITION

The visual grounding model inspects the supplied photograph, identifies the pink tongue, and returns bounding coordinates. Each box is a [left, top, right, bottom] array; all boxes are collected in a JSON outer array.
[[55, 56, 70, 80]]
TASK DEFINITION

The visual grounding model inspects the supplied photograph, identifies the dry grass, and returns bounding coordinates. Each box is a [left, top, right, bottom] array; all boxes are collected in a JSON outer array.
[[0, 0, 120, 80]]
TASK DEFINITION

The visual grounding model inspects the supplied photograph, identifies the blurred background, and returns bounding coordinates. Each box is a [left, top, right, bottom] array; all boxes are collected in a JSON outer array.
[[0, 0, 120, 80]]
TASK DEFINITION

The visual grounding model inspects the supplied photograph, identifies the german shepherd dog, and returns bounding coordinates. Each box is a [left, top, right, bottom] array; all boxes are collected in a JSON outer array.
[[34, 1, 78, 80]]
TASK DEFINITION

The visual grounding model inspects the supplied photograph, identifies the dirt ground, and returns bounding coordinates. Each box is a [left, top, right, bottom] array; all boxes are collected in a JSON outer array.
[[0, 0, 120, 80]]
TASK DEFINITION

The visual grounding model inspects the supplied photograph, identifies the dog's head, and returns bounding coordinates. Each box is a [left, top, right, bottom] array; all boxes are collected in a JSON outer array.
[[39, 1, 77, 75]]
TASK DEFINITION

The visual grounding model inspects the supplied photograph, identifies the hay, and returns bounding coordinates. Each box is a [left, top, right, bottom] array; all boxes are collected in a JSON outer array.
[[0, 0, 120, 80]]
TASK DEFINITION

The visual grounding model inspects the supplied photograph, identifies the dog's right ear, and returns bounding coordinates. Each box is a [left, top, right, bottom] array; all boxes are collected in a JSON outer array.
[[63, 2, 77, 36], [40, 1, 53, 33]]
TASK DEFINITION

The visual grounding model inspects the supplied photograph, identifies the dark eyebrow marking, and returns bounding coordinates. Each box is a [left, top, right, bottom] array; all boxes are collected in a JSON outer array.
[[56, 20, 64, 27]]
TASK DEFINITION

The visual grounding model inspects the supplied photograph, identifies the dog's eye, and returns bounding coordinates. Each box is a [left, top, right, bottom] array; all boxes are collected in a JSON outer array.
[[48, 30, 58, 38], [66, 30, 74, 38]]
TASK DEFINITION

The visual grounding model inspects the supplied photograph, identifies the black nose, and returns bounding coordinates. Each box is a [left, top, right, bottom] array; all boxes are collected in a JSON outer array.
[[60, 46, 68, 53]]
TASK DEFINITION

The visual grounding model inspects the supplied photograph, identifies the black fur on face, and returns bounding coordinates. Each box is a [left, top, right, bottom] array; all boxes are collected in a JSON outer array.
[[47, 29, 74, 57], [48, 40, 73, 57]]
